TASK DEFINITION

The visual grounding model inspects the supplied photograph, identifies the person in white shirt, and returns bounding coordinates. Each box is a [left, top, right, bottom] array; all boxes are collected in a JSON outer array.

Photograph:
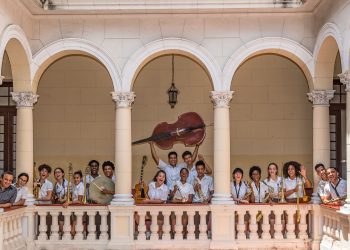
[[283, 161, 312, 202], [144, 170, 169, 203], [181, 147, 212, 185], [231, 168, 249, 204], [264, 163, 283, 202], [150, 142, 185, 191], [249, 166, 270, 203], [36, 164, 53, 205], [85, 160, 100, 202], [13, 173, 29, 206], [314, 163, 328, 198], [53, 167, 69, 204], [63, 170, 85, 236], [322, 167, 347, 205], [193, 160, 214, 203], [171, 168, 194, 203]]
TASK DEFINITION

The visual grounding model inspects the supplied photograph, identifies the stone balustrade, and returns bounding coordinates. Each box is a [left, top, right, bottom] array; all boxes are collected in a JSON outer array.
[[1, 203, 350, 249]]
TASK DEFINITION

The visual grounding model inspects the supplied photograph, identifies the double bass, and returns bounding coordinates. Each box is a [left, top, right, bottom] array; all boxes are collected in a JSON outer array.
[[132, 112, 206, 149]]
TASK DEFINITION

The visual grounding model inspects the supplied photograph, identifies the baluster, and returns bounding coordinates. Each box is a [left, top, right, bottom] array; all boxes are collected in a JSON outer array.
[[137, 211, 147, 241], [99, 211, 108, 240], [150, 211, 159, 240], [38, 211, 48, 240], [335, 219, 341, 240], [86, 211, 96, 241], [323, 215, 328, 236], [274, 210, 283, 240], [162, 210, 171, 241], [75, 211, 84, 240], [330, 218, 336, 239], [261, 209, 270, 239], [174, 211, 183, 240], [299, 208, 308, 240], [326, 215, 332, 237], [62, 210, 71, 241], [50, 211, 59, 240], [198, 210, 207, 240], [187, 210, 195, 240], [250, 210, 258, 240], [3, 219, 9, 249], [286, 210, 296, 239], [9, 216, 17, 248], [236, 210, 245, 240]]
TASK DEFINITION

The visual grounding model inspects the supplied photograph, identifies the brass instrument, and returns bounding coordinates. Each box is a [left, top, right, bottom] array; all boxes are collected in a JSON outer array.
[[194, 177, 208, 203], [83, 166, 90, 204], [323, 195, 347, 204], [66, 163, 73, 203], [173, 181, 188, 202], [279, 178, 287, 203], [296, 181, 302, 223], [301, 181, 310, 202], [33, 162, 41, 199], [242, 181, 252, 202]]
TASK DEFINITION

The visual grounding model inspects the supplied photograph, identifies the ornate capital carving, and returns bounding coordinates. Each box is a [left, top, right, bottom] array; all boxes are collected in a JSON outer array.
[[210, 91, 234, 108], [11, 92, 39, 108], [0, 76, 4, 85], [307, 90, 334, 106], [339, 70, 350, 91], [111, 92, 135, 108]]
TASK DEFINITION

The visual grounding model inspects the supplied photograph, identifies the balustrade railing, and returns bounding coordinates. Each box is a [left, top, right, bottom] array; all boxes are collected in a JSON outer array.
[[2, 203, 350, 249], [0, 207, 26, 250]]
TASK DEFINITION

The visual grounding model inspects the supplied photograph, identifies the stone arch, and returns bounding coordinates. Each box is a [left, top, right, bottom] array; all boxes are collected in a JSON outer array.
[[122, 38, 222, 91], [31, 38, 122, 92], [0, 24, 32, 91], [313, 23, 344, 89], [223, 37, 314, 91]]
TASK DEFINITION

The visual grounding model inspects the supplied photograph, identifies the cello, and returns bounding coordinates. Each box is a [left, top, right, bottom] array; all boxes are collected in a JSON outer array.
[[132, 112, 206, 149]]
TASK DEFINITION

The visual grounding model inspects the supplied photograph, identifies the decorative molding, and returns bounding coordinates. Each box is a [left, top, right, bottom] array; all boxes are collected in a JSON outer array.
[[11, 92, 39, 108], [339, 70, 350, 92], [210, 91, 234, 108], [111, 92, 135, 108], [307, 90, 335, 106], [0, 76, 4, 85]]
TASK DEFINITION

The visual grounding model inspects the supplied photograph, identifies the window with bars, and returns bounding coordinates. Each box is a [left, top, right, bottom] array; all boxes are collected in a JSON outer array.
[[329, 78, 346, 178], [0, 80, 16, 174]]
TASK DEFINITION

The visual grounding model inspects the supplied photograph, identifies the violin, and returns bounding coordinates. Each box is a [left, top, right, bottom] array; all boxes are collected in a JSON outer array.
[[134, 156, 149, 203], [132, 112, 206, 150]]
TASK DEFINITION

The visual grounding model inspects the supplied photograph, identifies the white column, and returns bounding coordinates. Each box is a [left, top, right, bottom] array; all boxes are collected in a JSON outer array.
[[110, 91, 135, 206], [339, 70, 350, 213], [307, 90, 334, 203], [11, 92, 38, 205], [210, 91, 234, 204]]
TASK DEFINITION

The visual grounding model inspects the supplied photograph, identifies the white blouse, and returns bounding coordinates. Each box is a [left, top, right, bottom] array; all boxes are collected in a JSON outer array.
[[231, 181, 249, 201], [148, 181, 169, 201], [173, 180, 195, 201], [72, 182, 84, 201], [283, 177, 305, 199], [251, 181, 269, 203], [264, 176, 282, 198]]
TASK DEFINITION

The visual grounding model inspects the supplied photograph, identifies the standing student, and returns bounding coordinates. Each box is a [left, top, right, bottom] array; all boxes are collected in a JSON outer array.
[[13, 173, 29, 206], [249, 166, 270, 203]]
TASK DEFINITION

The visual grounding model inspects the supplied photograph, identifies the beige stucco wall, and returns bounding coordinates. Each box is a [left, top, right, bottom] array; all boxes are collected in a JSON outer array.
[[34, 53, 312, 184]]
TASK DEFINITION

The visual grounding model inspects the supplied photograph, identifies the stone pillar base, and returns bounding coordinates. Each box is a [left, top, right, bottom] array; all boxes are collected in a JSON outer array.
[[110, 194, 134, 206], [211, 193, 234, 205], [210, 204, 237, 250], [108, 205, 135, 249]]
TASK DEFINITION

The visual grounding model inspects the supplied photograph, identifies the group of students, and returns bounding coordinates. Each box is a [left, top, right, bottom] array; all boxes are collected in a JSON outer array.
[[0, 160, 116, 208]]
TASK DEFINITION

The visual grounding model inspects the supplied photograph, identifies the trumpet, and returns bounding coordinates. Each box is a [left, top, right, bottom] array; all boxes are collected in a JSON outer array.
[[66, 163, 73, 203], [278, 179, 287, 203], [83, 166, 90, 204], [33, 162, 40, 199]]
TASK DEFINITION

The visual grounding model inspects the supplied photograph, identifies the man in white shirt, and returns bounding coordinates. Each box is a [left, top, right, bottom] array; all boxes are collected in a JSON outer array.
[[322, 167, 347, 204], [13, 173, 29, 206], [150, 142, 186, 191], [182, 147, 213, 185], [192, 160, 214, 203], [314, 163, 328, 197]]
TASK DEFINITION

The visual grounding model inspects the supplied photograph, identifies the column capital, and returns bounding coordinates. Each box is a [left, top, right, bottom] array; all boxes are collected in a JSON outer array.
[[0, 76, 4, 85], [210, 91, 234, 108], [307, 90, 334, 106], [339, 70, 350, 91], [111, 92, 135, 108], [11, 92, 39, 108]]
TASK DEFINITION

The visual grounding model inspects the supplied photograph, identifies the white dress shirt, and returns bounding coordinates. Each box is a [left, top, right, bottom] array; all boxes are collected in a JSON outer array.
[[251, 181, 269, 203], [283, 177, 304, 199], [158, 159, 186, 190], [192, 175, 214, 203], [324, 178, 347, 200], [14, 185, 28, 203], [37, 179, 53, 204], [173, 180, 195, 201], [264, 176, 282, 198], [72, 182, 84, 201], [148, 181, 169, 201], [231, 181, 249, 201]]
